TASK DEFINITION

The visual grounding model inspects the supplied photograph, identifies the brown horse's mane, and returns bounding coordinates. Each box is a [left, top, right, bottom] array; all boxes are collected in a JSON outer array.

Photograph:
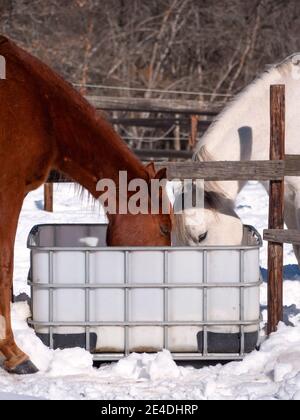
[[0, 35, 148, 185]]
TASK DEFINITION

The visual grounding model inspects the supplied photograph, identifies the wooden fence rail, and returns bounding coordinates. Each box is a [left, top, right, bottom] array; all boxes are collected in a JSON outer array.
[[107, 117, 212, 130], [156, 160, 285, 181], [264, 229, 300, 245], [47, 157, 300, 183], [87, 95, 221, 115]]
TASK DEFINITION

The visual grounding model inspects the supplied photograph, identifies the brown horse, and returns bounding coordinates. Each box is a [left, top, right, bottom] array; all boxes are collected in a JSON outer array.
[[0, 36, 172, 374]]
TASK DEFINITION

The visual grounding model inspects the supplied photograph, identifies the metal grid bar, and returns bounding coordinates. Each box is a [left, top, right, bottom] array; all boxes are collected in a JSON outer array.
[[28, 319, 260, 327], [124, 251, 130, 356], [85, 251, 91, 352], [49, 251, 54, 350], [163, 251, 169, 350], [92, 353, 246, 362], [240, 250, 245, 356], [28, 245, 262, 252], [203, 250, 208, 356], [29, 251, 33, 314], [28, 281, 262, 289]]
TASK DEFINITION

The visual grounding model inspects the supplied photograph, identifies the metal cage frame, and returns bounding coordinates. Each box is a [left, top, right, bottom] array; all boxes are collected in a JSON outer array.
[[27, 225, 262, 361]]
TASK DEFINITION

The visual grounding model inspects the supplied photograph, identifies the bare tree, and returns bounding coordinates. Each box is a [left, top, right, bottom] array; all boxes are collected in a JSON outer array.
[[2, 0, 300, 99]]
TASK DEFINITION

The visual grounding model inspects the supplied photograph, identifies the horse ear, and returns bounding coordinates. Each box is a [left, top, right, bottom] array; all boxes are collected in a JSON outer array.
[[145, 162, 156, 178], [154, 167, 167, 181]]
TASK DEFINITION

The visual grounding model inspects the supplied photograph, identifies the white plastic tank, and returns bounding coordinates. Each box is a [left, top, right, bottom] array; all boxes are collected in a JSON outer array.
[[28, 224, 262, 358]]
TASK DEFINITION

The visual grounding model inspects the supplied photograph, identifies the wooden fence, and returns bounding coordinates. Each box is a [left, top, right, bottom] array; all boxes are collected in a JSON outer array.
[[43, 85, 300, 335], [91, 95, 220, 160]]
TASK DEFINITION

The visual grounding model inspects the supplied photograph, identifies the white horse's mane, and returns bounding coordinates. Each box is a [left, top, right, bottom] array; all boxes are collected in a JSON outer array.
[[194, 52, 300, 157]]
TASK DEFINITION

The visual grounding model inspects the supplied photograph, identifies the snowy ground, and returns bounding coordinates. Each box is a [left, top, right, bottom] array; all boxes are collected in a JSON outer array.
[[0, 182, 300, 400]]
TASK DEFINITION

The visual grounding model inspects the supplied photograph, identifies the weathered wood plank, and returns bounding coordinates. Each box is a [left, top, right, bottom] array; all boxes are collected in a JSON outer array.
[[135, 150, 193, 159], [155, 160, 284, 181], [46, 155, 300, 182], [47, 160, 285, 183], [264, 229, 300, 244], [107, 117, 212, 129], [267, 85, 285, 335], [87, 95, 221, 115]]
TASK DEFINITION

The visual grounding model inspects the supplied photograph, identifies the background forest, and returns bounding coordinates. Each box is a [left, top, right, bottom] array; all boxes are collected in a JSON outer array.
[[1, 0, 300, 103]]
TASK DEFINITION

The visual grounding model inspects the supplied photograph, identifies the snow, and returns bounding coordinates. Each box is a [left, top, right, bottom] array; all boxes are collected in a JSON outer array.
[[111, 351, 181, 381], [0, 182, 299, 400]]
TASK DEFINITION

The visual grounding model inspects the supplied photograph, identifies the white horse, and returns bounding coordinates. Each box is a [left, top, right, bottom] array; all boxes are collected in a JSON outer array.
[[185, 53, 300, 262], [173, 186, 244, 246]]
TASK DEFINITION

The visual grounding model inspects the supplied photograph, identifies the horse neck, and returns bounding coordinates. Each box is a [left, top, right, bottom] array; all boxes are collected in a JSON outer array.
[[197, 67, 287, 199], [53, 108, 148, 197], [3, 35, 148, 197]]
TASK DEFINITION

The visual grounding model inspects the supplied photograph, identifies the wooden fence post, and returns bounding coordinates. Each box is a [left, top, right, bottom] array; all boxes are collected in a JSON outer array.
[[174, 114, 181, 151], [189, 115, 199, 150], [267, 85, 285, 334], [44, 183, 53, 212]]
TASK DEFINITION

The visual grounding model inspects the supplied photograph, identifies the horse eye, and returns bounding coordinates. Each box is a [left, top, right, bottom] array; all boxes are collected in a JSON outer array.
[[198, 232, 208, 242], [160, 224, 170, 237]]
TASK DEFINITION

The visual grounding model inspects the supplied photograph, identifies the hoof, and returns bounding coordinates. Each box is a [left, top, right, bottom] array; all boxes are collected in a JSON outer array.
[[6, 359, 39, 375]]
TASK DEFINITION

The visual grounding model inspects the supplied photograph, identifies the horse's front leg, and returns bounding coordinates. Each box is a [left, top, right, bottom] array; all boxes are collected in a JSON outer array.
[[0, 189, 38, 374]]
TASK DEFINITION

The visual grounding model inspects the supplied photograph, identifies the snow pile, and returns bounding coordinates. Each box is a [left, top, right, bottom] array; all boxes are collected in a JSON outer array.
[[0, 301, 299, 400], [11, 302, 53, 372], [47, 349, 94, 377], [110, 350, 181, 381], [219, 322, 300, 400], [11, 302, 93, 376]]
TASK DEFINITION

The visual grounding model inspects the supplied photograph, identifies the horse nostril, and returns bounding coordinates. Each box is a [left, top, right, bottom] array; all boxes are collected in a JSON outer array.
[[198, 232, 208, 242], [160, 224, 170, 237]]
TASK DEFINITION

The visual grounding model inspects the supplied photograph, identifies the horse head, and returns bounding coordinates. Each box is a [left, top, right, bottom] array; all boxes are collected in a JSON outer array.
[[173, 183, 243, 247], [106, 163, 173, 247]]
